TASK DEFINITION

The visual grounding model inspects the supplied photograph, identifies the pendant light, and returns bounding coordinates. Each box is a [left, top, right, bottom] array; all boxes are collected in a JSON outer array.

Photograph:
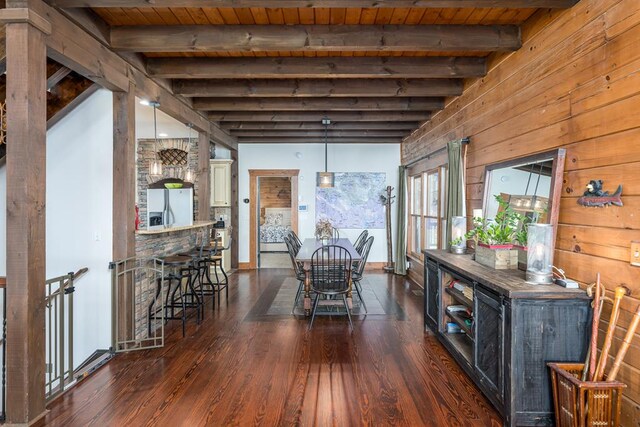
[[148, 101, 163, 178], [316, 117, 335, 188], [183, 123, 196, 183]]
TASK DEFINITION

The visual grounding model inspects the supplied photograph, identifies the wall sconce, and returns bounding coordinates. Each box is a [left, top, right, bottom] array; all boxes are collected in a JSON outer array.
[[526, 224, 554, 284], [450, 216, 467, 254]]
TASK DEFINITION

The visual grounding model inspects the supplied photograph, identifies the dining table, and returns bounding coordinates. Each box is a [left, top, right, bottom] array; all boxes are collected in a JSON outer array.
[[295, 238, 362, 316]]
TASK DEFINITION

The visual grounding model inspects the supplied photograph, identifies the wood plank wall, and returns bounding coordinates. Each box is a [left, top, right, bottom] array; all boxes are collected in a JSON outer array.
[[401, 0, 640, 423], [259, 176, 292, 223]]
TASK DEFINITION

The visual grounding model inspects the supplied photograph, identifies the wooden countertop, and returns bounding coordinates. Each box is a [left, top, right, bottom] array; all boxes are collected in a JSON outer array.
[[423, 250, 589, 299], [136, 221, 215, 235]]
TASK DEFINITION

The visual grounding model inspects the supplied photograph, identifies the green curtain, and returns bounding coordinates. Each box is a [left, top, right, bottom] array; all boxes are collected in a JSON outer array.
[[394, 165, 408, 275], [446, 139, 466, 249]]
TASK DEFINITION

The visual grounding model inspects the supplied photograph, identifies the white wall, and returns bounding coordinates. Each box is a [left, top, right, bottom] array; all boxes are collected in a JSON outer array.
[[238, 143, 401, 263], [0, 89, 114, 368], [46, 89, 114, 366]]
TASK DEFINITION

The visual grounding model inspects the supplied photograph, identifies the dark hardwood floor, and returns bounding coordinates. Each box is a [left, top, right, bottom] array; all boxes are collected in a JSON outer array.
[[40, 269, 502, 427]]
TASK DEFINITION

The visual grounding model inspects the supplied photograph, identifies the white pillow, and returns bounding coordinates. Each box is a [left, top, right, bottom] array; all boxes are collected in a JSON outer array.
[[265, 213, 283, 226]]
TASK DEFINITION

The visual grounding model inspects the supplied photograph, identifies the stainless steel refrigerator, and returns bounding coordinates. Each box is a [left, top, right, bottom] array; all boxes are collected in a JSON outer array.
[[147, 188, 194, 230]]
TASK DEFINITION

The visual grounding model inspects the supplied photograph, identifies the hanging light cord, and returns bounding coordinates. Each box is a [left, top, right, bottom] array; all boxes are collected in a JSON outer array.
[[153, 104, 159, 159], [324, 122, 328, 173]]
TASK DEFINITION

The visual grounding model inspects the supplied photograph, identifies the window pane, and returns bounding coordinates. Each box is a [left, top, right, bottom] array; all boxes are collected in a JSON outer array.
[[412, 176, 422, 215], [425, 218, 439, 250], [411, 216, 422, 253], [427, 171, 439, 217]]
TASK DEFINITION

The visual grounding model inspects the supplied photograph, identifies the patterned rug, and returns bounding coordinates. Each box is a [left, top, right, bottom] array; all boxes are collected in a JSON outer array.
[[245, 274, 406, 321]]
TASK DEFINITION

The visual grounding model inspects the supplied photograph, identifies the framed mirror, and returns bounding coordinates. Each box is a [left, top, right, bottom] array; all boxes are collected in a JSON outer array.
[[482, 149, 566, 234]]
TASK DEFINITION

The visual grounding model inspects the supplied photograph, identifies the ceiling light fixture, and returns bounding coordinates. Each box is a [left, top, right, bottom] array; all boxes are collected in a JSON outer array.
[[148, 101, 163, 179], [316, 117, 334, 188], [183, 123, 196, 183]]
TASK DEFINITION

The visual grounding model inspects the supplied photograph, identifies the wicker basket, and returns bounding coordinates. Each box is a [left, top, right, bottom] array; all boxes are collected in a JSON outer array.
[[548, 362, 626, 427]]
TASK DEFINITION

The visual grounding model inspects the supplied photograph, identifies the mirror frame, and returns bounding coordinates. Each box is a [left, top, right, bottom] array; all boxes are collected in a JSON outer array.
[[482, 148, 566, 239]]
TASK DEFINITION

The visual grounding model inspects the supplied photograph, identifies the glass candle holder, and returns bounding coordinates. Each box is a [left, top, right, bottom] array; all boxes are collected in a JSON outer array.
[[450, 216, 467, 254], [526, 224, 554, 284]]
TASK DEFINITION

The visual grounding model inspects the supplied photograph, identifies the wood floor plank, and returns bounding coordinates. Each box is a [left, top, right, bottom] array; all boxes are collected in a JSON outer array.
[[39, 269, 502, 427]]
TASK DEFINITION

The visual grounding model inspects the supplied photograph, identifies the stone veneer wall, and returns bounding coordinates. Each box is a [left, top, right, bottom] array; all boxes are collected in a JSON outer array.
[[133, 225, 213, 338], [137, 137, 201, 228]]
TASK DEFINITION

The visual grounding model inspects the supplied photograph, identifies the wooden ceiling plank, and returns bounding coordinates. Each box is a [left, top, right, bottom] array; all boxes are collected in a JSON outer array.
[[50, 1, 577, 8], [249, 7, 270, 24], [298, 8, 315, 24], [314, 7, 330, 24], [266, 7, 285, 24], [147, 56, 486, 79], [236, 136, 403, 144], [226, 8, 254, 24], [282, 8, 300, 24], [209, 111, 430, 122], [110, 24, 522, 53], [200, 7, 226, 24], [221, 121, 420, 130], [152, 8, 181, 25], [329, 7, 346, 24], [173, 78, 464, 97], [230, 130, 409, 137], [168, 7, 197, 24], [192, 96, 443, 111], [390, 8, 412, 24]]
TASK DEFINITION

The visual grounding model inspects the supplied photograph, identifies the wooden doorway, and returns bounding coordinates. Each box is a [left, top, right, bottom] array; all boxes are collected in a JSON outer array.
[[249, 169, 299, 269]]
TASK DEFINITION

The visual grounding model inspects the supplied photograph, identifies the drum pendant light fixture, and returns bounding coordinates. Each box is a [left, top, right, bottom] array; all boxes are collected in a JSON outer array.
[[316, 117, 334, 188], [183, 123, 195, 183], [148, 101, 163, 178]]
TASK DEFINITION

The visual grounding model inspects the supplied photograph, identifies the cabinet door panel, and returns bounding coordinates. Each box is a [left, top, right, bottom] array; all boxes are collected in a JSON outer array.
[[425, 259, 439, 329], [474, 286, 504, 404]]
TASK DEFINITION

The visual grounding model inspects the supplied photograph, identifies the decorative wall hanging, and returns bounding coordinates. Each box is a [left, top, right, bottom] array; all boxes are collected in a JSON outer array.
[[316, 172, 386, 229], [577, 180, 623, 207]]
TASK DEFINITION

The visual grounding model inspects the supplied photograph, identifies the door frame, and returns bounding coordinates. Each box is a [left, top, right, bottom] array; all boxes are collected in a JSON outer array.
[[249, 169, 299, 269]]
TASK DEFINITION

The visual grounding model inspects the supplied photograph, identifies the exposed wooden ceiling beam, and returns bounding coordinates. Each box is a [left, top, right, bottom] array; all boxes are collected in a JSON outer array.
[[237, 137, 403, 144], [46, 65, 72, 90], [221, 122, 420, 130], [148, 57, 486, 79], [174, 78, 463, 98], [193, 97, 442, 111], [50, 1, 577, 9], [229, 130, 409, 138], [209, 111, 430, 122], [111, 25, 520, 53]]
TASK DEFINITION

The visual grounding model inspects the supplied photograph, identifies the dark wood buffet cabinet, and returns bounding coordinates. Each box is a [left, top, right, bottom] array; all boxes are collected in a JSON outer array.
[[423, 250, 591, 427]]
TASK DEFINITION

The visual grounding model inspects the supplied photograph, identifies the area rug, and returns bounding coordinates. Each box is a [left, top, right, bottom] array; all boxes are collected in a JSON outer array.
[[245, 275, 406, 321]]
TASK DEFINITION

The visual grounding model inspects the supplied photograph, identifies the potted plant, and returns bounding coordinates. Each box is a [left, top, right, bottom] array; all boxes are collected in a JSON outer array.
[[315, 218, 334, 244], [465, 195, 520, 269]]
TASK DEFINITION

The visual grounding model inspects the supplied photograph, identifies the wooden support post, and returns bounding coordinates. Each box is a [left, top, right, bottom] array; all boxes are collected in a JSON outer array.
[[4, 11, 49, 426], [112, 82, 136, 351], [112, 82, 137, 260], [197, 131, 211, 221], [230, 150, 238, 269]]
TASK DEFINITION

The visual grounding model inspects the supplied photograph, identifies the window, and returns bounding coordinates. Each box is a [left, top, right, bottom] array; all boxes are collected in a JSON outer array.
[[408, 166, 448, 258]]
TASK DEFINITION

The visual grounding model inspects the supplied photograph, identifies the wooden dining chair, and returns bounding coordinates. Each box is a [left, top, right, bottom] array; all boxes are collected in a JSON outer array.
[[352, 236, 374, 314], [284, 235, 306, 314], [309, 245, 353, 330], [353, 230, 369, 254]]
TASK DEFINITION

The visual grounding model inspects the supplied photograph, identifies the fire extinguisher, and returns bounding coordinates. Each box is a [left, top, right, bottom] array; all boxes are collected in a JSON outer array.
[[135, 204, 140, 231]]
